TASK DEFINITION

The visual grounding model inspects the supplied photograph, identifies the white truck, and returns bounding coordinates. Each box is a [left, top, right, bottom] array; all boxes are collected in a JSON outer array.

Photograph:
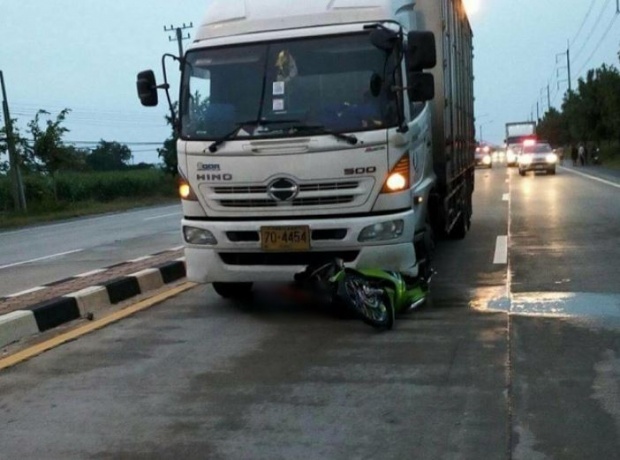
[[137, 0, 475, 299], [505, 121, 537, 166]]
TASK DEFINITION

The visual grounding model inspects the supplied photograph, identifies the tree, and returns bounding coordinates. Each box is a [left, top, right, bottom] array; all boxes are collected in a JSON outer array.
[[0, 118, 35, 174], [27, 109, 80, 173], [26, 108, 79, 200], [86, 140, 132, 171], [537, 108, 569, 146]]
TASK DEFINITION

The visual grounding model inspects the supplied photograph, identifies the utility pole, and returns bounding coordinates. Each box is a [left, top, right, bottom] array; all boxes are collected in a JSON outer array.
[[547, 84, 551, 110], [556, 42, 572, 94], [566, 42, 572, 93], [164, 23, 193, 59], [617, 0, 619, 14], [536, 101, 540, 121], [0, 71, 26, 212]]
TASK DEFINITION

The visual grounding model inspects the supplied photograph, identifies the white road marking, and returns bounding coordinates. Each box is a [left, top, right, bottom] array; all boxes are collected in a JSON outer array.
[[494, 236, 508, 265], [128, 256, 153, 263], [0, 249, 84, 271], [503, 193, 510, 202], [560, 167, 620, 190], [143, 213, 179, 221], [75, 269, 107, 278], [6, 286, 46, 298]]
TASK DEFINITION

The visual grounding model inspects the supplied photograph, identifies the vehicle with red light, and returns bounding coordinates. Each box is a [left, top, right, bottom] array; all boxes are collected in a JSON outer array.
[[518, 142, 558, 176], [505, 121, 536, 166]]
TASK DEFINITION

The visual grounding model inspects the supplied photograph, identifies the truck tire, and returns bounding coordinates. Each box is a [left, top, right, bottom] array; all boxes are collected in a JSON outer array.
[[449, 211, 468, 240], [548, 168, 556, 175], [212, 282, 253, 299]]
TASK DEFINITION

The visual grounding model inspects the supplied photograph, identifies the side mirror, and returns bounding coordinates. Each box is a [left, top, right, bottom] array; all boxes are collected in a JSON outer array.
[[370, 27, 398, 52], [137, 70, 159, 107], [407, 31, 437, 71], [408, 72, 435, 102]]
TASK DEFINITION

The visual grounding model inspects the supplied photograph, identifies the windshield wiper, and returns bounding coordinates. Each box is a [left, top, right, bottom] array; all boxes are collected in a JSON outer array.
[[207, 118, 302, 153], [291, 124, 359, 145]]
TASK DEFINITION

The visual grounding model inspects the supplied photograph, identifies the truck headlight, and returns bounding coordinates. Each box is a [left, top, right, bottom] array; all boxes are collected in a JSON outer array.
[[183, 226, 218, 245], [483, 155, 492, 165], [359, 220, 404, 242], [381, 154, 410, 193], [178, 177, 198, 201], [546, 153, 558, 164]]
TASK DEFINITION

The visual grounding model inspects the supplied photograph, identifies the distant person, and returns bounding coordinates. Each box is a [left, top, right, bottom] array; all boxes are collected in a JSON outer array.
[[578, 143, 586, 166], [571, 144, 578, 166]]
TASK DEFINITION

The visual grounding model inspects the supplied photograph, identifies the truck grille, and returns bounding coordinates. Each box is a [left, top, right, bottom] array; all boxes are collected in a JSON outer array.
[[208, 180, 368, 209]]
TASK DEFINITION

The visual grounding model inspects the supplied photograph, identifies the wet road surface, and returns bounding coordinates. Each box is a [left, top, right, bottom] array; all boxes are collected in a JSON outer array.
[[0, 166, 618, 459]]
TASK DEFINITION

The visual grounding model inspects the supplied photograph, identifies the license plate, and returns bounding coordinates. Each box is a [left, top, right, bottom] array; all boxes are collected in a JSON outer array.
[[261, 226, 311, 251]]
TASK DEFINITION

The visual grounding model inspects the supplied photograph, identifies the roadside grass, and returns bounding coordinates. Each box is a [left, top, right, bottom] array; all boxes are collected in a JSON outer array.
[[599, 142, 620, 170], [601, 154, 620, 170], [0, 196, 177, 230]]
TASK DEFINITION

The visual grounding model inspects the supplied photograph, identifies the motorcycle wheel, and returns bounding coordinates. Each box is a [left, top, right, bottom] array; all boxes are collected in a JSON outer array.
[[341, 275, 394, 330]]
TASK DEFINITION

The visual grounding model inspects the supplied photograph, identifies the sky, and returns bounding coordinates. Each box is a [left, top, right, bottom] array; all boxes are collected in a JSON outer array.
[[1, 0, 619, 164]]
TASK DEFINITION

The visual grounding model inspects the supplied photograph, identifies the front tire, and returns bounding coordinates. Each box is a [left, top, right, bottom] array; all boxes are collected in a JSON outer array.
[[519, 169, 526, 176], [212, 282, 253, 299], [340, 275, 394, 330], [548, 167, 556, 175]]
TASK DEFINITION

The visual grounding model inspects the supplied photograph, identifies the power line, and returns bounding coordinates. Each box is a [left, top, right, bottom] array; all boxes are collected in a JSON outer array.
[[575, 13, 620, 77], [572, 0, 613, 64], [571, 0, 600, 47], [66, 141, 164, 146]]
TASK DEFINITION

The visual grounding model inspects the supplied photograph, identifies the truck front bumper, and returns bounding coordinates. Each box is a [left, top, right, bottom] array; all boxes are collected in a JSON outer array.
[[182, 210, 418, 283]]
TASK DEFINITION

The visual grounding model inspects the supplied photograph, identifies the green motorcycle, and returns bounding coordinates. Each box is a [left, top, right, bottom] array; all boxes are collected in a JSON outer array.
[[294, 259, 430, 330]]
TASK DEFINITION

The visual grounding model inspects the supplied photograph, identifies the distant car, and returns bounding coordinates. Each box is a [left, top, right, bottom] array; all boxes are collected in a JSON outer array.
[[475, 146, 493, 169], [518, 142, 558, 176], [506, 144, 521, 167]]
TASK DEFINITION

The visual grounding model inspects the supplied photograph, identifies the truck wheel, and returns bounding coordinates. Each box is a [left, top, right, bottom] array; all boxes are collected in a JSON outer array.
[[519, 170, 526, 177], [212, 282, 253, 299], [548, 168, 556, 175], [449, 211, 468, 240]]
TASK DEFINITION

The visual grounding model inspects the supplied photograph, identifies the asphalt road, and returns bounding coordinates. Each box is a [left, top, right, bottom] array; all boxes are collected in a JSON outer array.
[[0, 166, 619, 459], [0, 204, 183, 298]]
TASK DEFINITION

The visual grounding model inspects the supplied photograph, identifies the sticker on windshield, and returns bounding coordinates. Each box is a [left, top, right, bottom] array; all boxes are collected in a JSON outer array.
[[273, 81, 285, 96], [273, 98, 285, 111]]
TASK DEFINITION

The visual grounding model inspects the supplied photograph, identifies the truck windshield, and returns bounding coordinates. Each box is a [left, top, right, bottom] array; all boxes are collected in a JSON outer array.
[[180, 33, 399, 141]]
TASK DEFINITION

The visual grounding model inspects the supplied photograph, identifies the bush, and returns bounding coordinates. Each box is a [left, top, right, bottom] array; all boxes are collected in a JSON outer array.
[[0, 177, 11, 212], [54, 170, 176, 202], [1, 170, 175, 211]]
